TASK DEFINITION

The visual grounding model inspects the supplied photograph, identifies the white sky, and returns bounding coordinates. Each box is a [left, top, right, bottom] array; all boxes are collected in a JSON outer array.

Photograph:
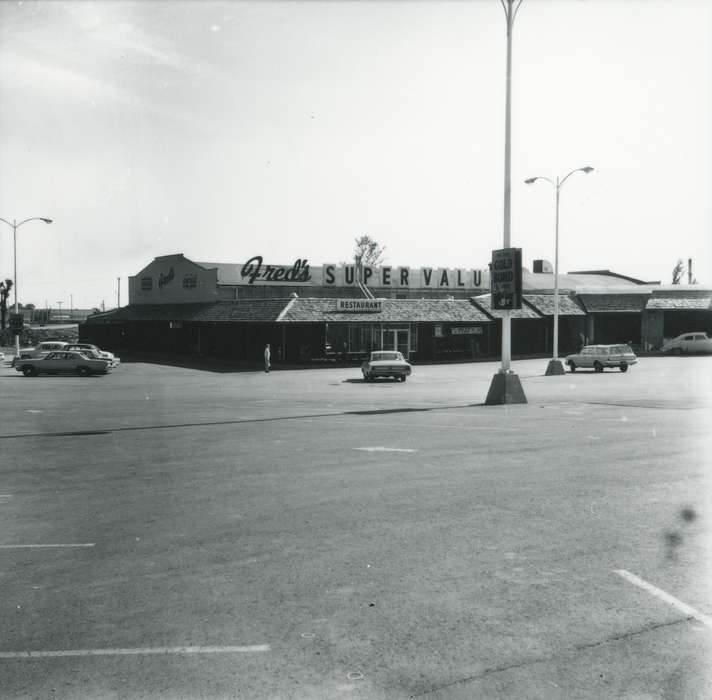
[[0, 0, 710, 309]]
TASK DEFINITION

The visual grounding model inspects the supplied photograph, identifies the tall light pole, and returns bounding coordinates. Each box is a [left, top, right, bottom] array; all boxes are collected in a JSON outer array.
[[485, 0, 527, 405], [0, 217, 53, 356], [525, 167, 594, 374]]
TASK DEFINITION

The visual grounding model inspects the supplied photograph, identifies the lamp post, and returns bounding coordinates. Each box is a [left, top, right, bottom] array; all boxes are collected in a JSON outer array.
[[484, 0, 527, 405], [0, 217, 53, 356], [525, 167, 593, 374]]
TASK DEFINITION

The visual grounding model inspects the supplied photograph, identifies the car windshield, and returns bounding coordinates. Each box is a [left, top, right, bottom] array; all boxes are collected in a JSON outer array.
[[372, 352, 401, 361]]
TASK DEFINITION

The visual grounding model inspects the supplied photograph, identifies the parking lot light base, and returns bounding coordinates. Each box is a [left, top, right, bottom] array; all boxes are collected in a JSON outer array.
[[545, 359, 565, 376], [485, 371, 527, 405]]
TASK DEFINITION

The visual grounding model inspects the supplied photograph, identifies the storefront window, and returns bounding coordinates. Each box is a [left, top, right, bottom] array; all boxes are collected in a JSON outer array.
[[325, 322, 419, 356]]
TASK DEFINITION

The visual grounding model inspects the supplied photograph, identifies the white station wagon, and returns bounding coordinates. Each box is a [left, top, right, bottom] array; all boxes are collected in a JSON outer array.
[[565, 344, 637, 373]]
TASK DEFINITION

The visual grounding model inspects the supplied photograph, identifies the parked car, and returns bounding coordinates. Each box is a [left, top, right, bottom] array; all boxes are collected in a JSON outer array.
[[361, 351, 412, 382], [21, 341, 70, 358], [14, 350, 110, 377], [661, 332, 712, 355], [565, 344, 637, 373], [65, 343, 120, 366]]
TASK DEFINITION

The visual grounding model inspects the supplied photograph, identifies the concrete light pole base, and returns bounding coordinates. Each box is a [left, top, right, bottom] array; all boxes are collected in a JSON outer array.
[[545, 359, 565, 376], [485, 371, 527, 405]]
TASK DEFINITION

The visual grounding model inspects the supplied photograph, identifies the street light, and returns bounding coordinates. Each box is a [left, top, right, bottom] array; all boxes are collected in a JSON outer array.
[[525, 167, 594, 375], [485, 0, 527, 405], [0, 217, 53, 356]]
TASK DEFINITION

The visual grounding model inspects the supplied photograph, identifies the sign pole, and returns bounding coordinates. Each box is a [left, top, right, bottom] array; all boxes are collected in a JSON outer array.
[[485, 0, 526, 405]]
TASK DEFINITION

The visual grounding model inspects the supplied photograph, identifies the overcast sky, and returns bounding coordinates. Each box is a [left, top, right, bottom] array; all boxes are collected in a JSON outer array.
[[0, 0, 710, 309]]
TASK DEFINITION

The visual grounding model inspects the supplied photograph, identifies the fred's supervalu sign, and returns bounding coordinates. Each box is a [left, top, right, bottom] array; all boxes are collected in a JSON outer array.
[[239, 255, 488, 290]]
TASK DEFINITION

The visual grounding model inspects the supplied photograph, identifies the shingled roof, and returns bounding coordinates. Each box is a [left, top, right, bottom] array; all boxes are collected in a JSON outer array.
[[278, 298, 491, 323], [523, 294, 585, 317], [470, 294, 541, 319], [646, 290, 712, 310], [83, 300, 290, 324], [577, 294, 650, 313]]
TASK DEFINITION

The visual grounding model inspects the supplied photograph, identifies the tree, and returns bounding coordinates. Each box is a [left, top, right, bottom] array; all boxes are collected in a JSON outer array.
[[353, 235, 386, 267], [0, 279, 13, 330], [671, 259, 684, 284]]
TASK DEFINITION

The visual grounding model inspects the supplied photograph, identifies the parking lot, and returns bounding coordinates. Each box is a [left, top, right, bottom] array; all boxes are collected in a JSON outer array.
[[0, 356, 710, 699]]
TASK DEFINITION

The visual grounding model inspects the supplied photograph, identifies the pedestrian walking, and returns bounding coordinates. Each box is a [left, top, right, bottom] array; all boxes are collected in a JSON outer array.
[[264, 343, 271, 373]]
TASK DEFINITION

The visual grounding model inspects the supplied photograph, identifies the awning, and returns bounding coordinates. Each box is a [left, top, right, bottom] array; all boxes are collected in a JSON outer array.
[[279, 298, 491, 323], [646, 294, 712, 311], [470, 294, 541, 319], [577, 294, 649, 313], [523, 294, 585, 317]]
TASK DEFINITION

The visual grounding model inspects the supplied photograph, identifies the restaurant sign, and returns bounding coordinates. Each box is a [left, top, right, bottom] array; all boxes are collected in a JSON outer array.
[[335, 299, 383, 313]]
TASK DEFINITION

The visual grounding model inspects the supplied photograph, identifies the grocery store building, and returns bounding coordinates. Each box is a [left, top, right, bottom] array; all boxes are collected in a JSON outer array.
[[81, 253, 711, 362]]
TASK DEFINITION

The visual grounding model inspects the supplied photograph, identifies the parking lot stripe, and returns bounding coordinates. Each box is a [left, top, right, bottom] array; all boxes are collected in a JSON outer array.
[[0, 645, 270, 659], [615, 569, 712, 628], [354, 447, 418, 453], [0, 543, 95, 549]]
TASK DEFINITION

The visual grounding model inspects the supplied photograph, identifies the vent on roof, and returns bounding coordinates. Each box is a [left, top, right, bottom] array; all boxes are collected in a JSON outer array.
[[533, 259, 553, 273]]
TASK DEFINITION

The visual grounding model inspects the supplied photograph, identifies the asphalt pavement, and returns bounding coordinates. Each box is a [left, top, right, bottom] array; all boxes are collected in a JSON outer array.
[[0, 356, 710, 699]]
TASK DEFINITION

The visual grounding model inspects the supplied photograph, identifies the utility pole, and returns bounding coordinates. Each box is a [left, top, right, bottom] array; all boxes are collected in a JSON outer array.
[[70, 293, 73, 320], [117, 277, 121, 309]]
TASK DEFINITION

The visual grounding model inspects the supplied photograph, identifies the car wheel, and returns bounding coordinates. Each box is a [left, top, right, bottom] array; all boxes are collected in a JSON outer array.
[[400, 374, 407, 382], [363, 373, 371, 382], [672, 348, 682, 355], [594, 361, 604, 373], [568, 361, 576, 373], [22, 365, 37, 377], [77, 366, 91, 377], [620, 363, 628, 372]]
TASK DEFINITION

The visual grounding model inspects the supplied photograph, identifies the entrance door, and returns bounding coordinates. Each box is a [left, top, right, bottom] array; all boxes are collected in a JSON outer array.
[[382, 329, 410, 357]]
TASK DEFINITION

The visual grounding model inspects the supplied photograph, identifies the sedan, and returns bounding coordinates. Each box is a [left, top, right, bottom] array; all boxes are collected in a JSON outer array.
[[565, 344, 637, 373], [362, 351, 412, 382], [661, 332, 712, 355], [65, 343, 121, 366], [14, 351, 110, 377]]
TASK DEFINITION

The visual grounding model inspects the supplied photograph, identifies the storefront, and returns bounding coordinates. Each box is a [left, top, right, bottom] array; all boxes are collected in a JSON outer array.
[[81, 253, 712, 360], [82, 297, 493, 363]]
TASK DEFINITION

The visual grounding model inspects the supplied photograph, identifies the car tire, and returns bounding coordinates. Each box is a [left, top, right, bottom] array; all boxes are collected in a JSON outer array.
[[594, 361, 604, 373], [620, 363, 628, 372], [672, 348, 682, 355], [22, 365, 37, 377], [568, 361, 576, 373], [401, 374, 407, 382], [363, 373, 370, 382], [77, 366, 91, 377]]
